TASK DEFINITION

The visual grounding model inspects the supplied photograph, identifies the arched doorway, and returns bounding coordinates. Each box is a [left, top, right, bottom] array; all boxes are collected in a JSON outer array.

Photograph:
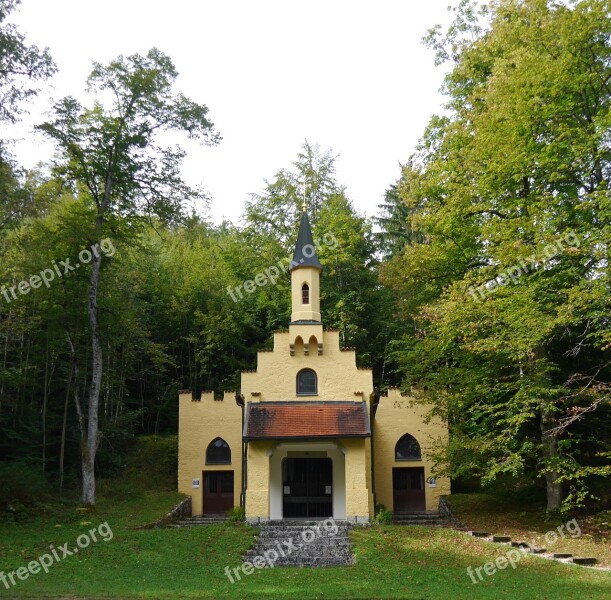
[[393, 433, 425, 512]]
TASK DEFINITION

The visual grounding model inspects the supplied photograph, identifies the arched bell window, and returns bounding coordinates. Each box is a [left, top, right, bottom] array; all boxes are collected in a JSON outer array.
[[302, 283, 310, 304], [296, 369, 317, 395], [206, 437, 231, 464], [395, 433, 421, 461]]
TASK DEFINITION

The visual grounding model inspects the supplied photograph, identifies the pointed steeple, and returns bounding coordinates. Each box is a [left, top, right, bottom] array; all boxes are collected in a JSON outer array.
[[289, 210, 322, 272], [289, 208, 322, 323]]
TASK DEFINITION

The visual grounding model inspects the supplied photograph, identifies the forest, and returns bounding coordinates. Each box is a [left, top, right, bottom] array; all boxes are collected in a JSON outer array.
[[1, 0, 609, 515]]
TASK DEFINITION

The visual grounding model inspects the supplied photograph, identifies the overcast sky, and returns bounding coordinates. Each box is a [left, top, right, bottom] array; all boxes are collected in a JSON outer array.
[[9, 0, 454, 224]]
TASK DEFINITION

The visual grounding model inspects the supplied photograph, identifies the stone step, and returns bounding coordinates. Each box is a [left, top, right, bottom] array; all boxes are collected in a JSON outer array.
[[259, 525, 351, 533], [244, 547, 352, 559], [269, 555, 353, 566], [245, 521, 353, 567], [529, 547, 546, 554], [245, 541, 352, 552], [255, 523, 351, 531], [572, 557, 597, 566], [492, 535, 512, 543], [179, 519, 227, 523], [175, 517, 227, 527], [393, 519, 444, 526], [469, 531, 490, 538], [256, 529, 349, 536], [394, 513, 444, 524], [552, 553, 573, 559], [511, 541, 530, 549], [254, 537, 351, 546]]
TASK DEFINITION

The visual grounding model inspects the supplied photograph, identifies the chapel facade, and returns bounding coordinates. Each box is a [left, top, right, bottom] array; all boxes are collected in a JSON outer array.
[[178, 210, 450, 522]]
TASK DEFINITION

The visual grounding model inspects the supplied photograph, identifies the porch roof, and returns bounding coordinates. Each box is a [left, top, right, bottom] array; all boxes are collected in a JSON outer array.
[[243, 401, 371, 440]]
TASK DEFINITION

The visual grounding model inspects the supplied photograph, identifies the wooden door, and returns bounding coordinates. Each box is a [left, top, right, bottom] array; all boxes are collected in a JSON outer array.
[[203, 471, 234, 515], [283, 458, 332, 518], [393, 467, 425, 513]]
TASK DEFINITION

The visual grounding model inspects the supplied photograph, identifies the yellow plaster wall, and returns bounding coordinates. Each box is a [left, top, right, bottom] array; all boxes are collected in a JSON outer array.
[[178, 391, 243, 516], [342, 438, 373, 519], [245, 440, 273, 520], [373, 389, 450, 512], [241, 329, 373, 401], [291, 266, 321, 322], [239, 321, 375, 520]]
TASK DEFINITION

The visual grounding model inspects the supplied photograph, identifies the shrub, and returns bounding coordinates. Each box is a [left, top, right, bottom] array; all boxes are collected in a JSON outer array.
[[227, 506, 245, 522], [123, 435, 178, 491], [373, 504, 393, 525], [0, 461, 50, 509]]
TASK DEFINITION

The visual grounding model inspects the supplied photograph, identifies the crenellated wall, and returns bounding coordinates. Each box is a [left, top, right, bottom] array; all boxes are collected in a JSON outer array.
[[178, 390, 243, 516], [373, 388, 450, 513], [241, 328, 374, 401]]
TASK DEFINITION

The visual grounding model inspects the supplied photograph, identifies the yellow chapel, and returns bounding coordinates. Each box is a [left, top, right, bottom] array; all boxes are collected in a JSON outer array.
[[178, 210, 450, 522]]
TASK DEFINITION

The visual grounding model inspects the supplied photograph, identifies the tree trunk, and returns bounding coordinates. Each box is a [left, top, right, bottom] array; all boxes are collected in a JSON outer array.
[[540, 403, 562, 511], [82, 246, 103, 506], [59, 364, 72, 494], [42, 337, 49, 472]]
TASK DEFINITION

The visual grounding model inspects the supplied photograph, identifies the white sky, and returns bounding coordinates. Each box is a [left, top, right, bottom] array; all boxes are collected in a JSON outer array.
[[9, 0, 454, 224]]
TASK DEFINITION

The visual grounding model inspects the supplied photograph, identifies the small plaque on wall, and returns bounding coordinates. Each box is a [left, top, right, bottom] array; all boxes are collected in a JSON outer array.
[[325, 485, 332, 494], [192, 478, 200, 488], [284, 486, 290, 494], [428, 478, 436, 488]]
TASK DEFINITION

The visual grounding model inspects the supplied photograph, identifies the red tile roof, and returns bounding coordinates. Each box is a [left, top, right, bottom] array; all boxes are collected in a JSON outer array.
[[243, 402, 371, 440]]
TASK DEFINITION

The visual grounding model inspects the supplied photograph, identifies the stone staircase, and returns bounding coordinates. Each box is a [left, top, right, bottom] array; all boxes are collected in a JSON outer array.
[[244, 519, 354, 567], [170, 515, 227, 527], [393, 512, 446, 526]]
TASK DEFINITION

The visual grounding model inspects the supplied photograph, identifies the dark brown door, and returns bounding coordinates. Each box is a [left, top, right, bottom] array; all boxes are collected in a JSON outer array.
[[203, 471, 234, 515], [283, 458, 332, 518], [393, 467, 425, 513]]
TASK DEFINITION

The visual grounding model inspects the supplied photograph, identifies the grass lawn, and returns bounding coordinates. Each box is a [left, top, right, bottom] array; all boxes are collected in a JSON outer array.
[[0, 490, 610, 599], [449, 492, 611, 568]]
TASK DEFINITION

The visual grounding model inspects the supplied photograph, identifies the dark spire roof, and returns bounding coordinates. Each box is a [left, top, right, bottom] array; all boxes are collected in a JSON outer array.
[[289, 211, 323, 272]]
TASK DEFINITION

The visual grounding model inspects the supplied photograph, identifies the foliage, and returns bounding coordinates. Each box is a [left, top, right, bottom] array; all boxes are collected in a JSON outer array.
[[34, 48, 220, 505], [227, 505, 245, 522], [380, 0, 611, 511], [0, 461, 50, 508], [37, 48, 220, 227], [373, 504, 394, 524], [0, 0, 56, 124], [374, 167, 427, 259]]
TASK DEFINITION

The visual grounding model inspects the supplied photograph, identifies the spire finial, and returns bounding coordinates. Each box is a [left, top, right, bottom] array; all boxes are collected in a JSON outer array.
[[301, 200, 307, 212]]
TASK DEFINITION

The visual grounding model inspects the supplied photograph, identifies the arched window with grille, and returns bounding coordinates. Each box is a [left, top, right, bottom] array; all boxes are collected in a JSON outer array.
[[296, 369, 317, 395], [206, 437, 231, 464], [302, 283, 310, 304], [395, 433, 421, 461]]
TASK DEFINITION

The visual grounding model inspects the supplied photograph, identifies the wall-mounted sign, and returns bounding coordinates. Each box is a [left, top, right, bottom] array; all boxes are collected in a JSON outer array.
[[284, 486, 290, 495], [427, 478, 436, 488], [325, 485, 332, 495], [192, 478, 200, 488]]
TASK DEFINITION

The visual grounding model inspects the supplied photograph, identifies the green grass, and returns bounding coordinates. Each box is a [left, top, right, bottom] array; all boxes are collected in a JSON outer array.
[[449, 492, 611, 568], [1, 491, 610, 599]]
